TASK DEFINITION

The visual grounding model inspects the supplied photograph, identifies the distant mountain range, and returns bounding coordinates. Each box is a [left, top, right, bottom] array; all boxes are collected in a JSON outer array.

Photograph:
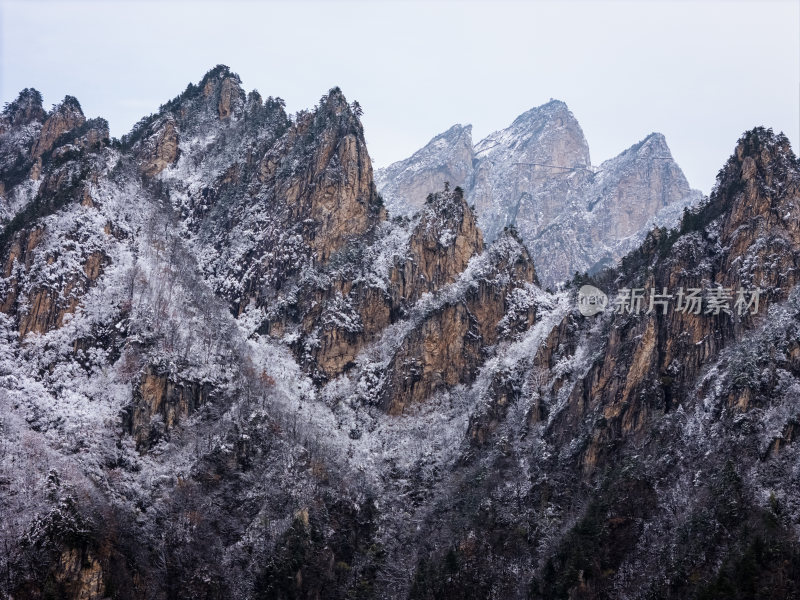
[[376, 100, 702, 286]]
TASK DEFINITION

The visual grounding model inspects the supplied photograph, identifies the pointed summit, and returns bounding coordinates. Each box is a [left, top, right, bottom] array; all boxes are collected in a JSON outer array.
[[391, 185, 484, 305], [690, 127, 799, 249], [476, 98, 590, 167], [1, 88, 46, 129], [31, 95, 86, 159], [310, 87, 367, 137], [377, 103, 701, 286], [509, 98, 572, 127], [374, 123, 474, 216], [470, 99, 592, 242]]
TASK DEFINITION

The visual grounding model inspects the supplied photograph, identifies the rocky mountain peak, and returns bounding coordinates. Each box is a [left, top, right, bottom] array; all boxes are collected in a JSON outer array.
[[424, 123, 474, 152], [0, 88, 109, 227], [57, 94, 83, 114], [273, 87, 381, 263], [442, 122, 472, 137], [30, 96, 86, 159], [679, 127, 798, 236], [199, 63, 240, 87], [1, 88, 47, 129], [421, 123, 473, 157], [476, 98, 590, 166], [374, 123, 474, 215], [729, 127, 796, 190], [420, 183, 473, 230], [302, 87, 369, 147], [197, 65, 245, 120], [510, 98, 571, 128], [626, 131, 670, 157], [125, 65, 249, 153], [469, 99, 592, 243], [689, 127, 800, 264], [378, 102, 702, 286], [398, 185, 484, 302], [319, 86, 350, 113]]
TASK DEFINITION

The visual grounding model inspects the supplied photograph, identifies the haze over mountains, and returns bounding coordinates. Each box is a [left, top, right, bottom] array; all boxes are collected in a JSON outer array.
[[1, 65, 799, 599], [376, 100, 702, 286]]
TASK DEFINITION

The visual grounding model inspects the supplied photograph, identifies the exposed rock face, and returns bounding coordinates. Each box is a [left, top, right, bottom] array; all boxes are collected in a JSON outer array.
[[128, 367, 213, 447], [1, 91, 106, 228], [390, 185, 483, 304], [9, 243, 108, 337], [588, 133, 692, 239], [200, 66, 246, 120], [0, 95, 110, 338], [217, 75, 242, 119], [54, 547, 106, 600], [383, 228, 538, 414], [526, 131, 701, 284], [0, 87, 47, 133], [268, 90, 382, 263], [261, 186, 523, 393], [471, 100, 592, 239], [140, 117, 179, 177], [376, 100, 702, 287], [31, 96, 86, 159], [375, 124, 474, 215], [601, 128, 800, 409]]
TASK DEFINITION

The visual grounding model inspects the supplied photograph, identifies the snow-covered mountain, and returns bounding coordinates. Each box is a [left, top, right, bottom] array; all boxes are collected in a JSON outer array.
[[374, 124, 474, 217], [2, 65, 800, 600], [376, 100, 702, 287]]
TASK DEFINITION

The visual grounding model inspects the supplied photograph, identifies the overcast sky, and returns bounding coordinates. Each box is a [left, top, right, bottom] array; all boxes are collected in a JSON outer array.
[[1, 0, 798, 193]]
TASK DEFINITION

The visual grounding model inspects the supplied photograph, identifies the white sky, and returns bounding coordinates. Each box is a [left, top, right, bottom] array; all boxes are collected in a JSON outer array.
[[1, 0, 798, 193]]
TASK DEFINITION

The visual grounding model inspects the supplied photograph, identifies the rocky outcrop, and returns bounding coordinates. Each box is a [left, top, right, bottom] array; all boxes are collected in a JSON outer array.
[[200, 65, 246, 120], [217, 75, 241, 119], [128, 367, 214, 448], [375, 124, 474, 215], [0, 87, 47, 133], [1, 91, 99, 213], [299, 282, 394, 379], [17, 250, 108, 337], [1, 217, 109, 336], [383, 229, 539, 414], [31, 96, 86, 159], [140, 117, 179, 177], [262, 186, 523, 397], [1, 152, 112, 337], [384, 301, 474, 413], [273, 187, 483, 381], [198, 85, 382, 316], [53, 547, 106, 600], [390, 185, 483, 304], [268, 89, 384, 263]]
